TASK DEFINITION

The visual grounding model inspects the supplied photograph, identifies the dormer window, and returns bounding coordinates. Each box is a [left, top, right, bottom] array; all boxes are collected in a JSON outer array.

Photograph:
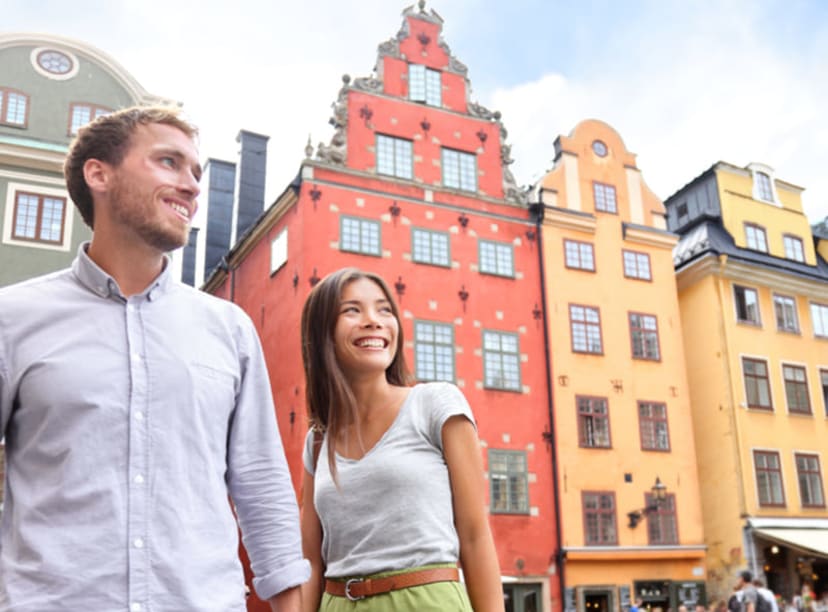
[[0, 87, 29, 128], [783, 234, 805, 262], [409, 64, 441, 107], [748, 163, 779, 204]]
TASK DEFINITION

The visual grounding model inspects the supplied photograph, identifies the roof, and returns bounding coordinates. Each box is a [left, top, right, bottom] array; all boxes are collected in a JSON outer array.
[[673, 219, 828, 282]]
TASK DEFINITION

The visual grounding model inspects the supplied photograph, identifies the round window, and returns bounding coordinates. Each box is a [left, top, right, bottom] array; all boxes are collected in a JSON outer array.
[[592, 140, 608, 157], [37, 50, 73, 75]]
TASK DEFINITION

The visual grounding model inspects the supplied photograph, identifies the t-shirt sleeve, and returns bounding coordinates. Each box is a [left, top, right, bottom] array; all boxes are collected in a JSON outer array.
[[302, 428, 316, 475], [424, 382, 476, 451]]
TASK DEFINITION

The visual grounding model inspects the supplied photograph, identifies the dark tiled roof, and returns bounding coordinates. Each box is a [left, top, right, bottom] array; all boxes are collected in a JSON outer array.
[[673, 219, 828, 282]]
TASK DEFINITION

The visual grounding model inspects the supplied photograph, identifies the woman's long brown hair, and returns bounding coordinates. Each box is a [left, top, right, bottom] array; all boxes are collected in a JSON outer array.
[[300, 267, 411, 483]]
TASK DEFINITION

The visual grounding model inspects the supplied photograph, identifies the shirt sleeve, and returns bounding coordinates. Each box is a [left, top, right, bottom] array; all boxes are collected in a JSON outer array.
[[302, 428, 316, 475], [425, 382, 476, 451], [0, 312, 11, 439], [225, 312, 310, 600]]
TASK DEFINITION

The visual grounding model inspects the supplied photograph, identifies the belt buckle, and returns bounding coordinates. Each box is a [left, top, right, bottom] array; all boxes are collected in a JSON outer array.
[[345, 578, 365, 602]]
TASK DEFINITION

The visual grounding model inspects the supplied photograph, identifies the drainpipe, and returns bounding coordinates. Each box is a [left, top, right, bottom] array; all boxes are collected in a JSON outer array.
[[532, 190, 566, 606]]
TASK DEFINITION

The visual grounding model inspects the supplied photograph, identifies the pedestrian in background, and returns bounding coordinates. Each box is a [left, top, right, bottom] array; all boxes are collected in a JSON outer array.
[[299, 267, 503, 611], [0, 106, 309, 610]]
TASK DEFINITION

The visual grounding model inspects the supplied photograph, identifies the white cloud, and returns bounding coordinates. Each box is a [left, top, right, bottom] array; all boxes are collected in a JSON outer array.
[[488, 3, 828, 223]]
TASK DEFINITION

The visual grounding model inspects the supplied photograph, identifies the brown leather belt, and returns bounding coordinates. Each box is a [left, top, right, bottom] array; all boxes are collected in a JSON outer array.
[[325, 567, 459, 601]]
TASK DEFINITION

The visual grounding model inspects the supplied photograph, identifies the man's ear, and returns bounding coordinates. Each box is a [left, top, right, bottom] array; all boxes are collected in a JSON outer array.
[[83, 158, 111, 196]]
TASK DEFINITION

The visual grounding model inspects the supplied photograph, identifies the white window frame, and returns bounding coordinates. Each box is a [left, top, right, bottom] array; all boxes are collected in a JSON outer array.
[[414, 320, 455, 382], [269, 227, 288, 275], [409, 64, 441, 107], [2, 180, 75, 252], [376, 134, 413, 180], [442, 148, 477, 192]]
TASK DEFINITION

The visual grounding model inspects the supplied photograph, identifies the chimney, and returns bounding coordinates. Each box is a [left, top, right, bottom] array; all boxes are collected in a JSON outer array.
[[234, 130, 269, 240], [181, 227, 199, 287], [203, 158, 237, 280]]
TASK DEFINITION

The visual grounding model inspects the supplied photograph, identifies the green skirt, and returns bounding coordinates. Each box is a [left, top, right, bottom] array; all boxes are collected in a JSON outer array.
[[320, 563, 472, 612]]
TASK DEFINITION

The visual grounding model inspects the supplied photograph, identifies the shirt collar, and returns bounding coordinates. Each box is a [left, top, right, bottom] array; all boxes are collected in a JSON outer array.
[[72, 242, 174, 302]]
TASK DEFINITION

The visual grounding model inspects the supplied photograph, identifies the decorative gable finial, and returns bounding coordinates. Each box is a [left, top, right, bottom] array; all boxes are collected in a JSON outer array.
[[418, 0, 426, 11]]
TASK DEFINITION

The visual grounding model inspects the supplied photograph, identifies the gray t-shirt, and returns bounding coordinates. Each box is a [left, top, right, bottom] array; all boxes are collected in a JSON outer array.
[[303, 382, 475, 578]]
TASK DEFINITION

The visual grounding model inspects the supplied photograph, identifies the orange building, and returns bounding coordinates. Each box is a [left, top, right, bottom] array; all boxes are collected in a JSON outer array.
[[202, 5, 559, 611], [534, 120, 707, 611], [665, 162, 828, 601]]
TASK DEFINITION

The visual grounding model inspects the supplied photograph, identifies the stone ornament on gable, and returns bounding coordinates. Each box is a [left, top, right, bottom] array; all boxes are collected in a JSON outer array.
[[351, 77, 383, 93]]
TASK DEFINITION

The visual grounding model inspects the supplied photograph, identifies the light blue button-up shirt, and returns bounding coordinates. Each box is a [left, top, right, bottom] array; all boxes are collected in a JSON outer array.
[[0, 245, 309, 611]]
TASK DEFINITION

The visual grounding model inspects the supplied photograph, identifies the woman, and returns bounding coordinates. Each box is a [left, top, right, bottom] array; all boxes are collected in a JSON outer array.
[[299, 268, 503, 611]]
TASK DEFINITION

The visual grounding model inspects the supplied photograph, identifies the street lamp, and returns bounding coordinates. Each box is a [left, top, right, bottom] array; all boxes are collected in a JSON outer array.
[[627, 477, 668, 528]]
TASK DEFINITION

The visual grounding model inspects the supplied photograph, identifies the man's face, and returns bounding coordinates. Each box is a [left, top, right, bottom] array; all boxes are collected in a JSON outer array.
[[105, 122, 201, 253]]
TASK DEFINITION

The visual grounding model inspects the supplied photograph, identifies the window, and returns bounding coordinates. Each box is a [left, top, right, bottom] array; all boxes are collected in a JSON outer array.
[[593, 182, 617, 213], [269, 228, 287, 274], [783, 364, 811, 415], [412, 228, 450, 267], [755, 172, 774, 201], [564, 239, 595, 271], [482, 330, 521, 391], [783, 235, 805, 262], [12, 192, 66, 244], [630, 313, 660, 360], [734, 285, 761, 325], [639, 401, 670, 451], [409, 64, 441, 106], [773, 294, 799, 333], [811, 302, 828, 338], [479, 239, 514, 277], [795, 453, 825, 508], [489, 450, 528, 514], [376, 134, 413, 179], [821, 369, 828, 416], [414, 321, 454, 382], [754, 450, 785, 507], [676, 202, 689, 224], [69, 103, 110, 135], [442, 148, 476, 192], [743, 357, 772, 410], [583, 492, 617, 545], [646, 493, 678, 545], [744, 223, 768, 252], [578, 396, 611, 448], [623, 250, 651, 280], [0, 87, 29, 127], [340, 215, 380, 256], [570, 305, 602, 354]]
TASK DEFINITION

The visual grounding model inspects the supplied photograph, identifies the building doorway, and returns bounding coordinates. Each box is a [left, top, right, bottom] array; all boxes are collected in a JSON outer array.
[[504, 583, 543, 612]]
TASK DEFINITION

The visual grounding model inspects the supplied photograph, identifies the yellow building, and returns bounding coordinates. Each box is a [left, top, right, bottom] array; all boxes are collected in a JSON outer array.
[[534, 120, 707, 612], [665, 162, 828, 602]]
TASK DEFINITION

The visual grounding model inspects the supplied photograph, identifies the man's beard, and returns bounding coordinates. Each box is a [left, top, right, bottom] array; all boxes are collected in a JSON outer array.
[[109, 176, 189, 253]]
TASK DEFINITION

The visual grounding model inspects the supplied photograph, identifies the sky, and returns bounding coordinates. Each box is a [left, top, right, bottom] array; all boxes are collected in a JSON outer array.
[[5, 0, 828, 224]]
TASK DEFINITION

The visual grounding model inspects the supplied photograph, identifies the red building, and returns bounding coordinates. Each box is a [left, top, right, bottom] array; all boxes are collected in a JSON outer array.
[[204, 4, 560, 610]]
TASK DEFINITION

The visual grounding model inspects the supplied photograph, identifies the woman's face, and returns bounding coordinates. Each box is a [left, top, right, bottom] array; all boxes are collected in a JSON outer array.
[[333, 277, 399, 380]]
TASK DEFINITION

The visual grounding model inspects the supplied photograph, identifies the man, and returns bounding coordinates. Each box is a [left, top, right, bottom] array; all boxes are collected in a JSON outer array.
[[0, 106, 309, 610], [753, 579, 779, 612], [736, 570, 760, 612]]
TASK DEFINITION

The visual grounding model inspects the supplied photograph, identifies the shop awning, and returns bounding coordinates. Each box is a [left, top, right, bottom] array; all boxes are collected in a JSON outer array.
[[754, 528, 828, 559]]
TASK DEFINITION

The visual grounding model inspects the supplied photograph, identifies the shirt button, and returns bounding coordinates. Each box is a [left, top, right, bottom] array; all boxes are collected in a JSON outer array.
[[132, 353, 142, 362], [135, 411, 144, 421], [133, 538, 144, 548], [131, 603, 142, 612], [134, 474, 145, 484]]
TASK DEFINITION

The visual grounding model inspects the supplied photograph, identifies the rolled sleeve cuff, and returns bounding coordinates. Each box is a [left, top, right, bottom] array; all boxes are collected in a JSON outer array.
[[253, 558, 312, 600]]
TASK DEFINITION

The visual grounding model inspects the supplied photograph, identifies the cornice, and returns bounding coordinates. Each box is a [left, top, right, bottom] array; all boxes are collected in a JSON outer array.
[[623, 223, 679, 250], [676, 252, 828, 300], [540, 206, 597, 235]]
